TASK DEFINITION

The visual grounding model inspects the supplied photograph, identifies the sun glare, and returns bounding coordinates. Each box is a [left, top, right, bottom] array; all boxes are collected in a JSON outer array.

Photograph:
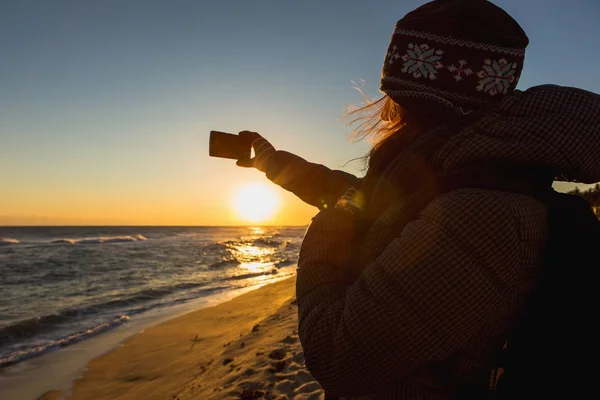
[[233, 183, 280, 223]]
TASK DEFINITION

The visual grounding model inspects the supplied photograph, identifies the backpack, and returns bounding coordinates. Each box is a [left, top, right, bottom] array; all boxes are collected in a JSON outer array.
[[487, 189, 600, 399], [428, 168, 600, 398]]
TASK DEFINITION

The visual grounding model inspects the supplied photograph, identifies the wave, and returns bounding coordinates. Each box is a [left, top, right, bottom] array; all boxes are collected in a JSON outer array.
[[274, 258, 296, 268], [0, 281, 239, 368], [200, 235, 289, 258], [0, 282, 217, 346], [1, 313, 73, 345], [208, 258, 240, 269], [252, 237, 283, 247], [221, 237, 283, 248], [0, 315, 130, 369], [225, 268, 279, 282], [0, 237, 19, 246], [50, 234, 147, 245]]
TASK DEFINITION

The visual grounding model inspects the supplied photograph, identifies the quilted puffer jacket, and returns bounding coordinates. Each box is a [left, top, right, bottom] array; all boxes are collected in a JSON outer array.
[[261, 85, 600, 399]]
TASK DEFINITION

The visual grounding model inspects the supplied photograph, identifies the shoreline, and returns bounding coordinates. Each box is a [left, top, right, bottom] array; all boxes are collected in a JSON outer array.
[[64, 275, 322, 400], [0, 273, 301, 400], [18, 275, 323, 400]]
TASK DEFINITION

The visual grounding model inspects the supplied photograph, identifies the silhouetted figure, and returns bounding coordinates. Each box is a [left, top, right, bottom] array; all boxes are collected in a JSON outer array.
[[237, 0, 600, 398]]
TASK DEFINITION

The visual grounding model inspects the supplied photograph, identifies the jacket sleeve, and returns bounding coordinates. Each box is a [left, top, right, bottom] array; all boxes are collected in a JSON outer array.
[[296, 189, 547, 396], [263, 151, 359, 209]]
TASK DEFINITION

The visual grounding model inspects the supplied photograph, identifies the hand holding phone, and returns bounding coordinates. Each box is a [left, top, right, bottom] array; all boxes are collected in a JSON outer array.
[[209, 130, 276, 172], [208, 131, 251, 160], [236, 131, 276, 172]]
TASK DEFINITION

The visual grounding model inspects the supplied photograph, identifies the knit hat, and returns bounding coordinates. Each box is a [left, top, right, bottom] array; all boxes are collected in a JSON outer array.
[[380, 0, 529, 115]]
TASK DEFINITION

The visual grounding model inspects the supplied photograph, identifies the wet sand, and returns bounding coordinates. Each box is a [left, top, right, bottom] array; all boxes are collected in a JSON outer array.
[[40, 277, 323, 400]]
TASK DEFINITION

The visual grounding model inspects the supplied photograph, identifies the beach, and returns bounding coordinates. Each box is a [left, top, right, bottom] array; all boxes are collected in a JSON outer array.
[[0, 226, 313, 400], [38, 276, 323, 400]]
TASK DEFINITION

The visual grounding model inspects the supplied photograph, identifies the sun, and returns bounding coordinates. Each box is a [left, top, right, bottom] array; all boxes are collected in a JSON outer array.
[[233, 183, 280, 223]]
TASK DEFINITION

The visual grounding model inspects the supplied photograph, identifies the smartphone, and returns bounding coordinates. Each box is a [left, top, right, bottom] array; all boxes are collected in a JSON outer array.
[[208, 131, 251, 160]]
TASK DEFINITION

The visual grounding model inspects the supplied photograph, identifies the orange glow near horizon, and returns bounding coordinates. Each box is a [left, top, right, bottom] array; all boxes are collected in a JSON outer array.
[[0, 178, 586, 227]]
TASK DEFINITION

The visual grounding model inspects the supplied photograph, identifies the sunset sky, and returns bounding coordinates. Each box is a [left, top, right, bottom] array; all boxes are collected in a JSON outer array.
[[2, 0, 599, 226]]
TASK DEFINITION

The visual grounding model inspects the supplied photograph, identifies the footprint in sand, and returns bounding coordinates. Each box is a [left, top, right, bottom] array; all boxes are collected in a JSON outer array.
[[222, 331, 323, 400], [274, 379, 296, 396], [223, 357, 235, 366], [263, 342, 324, 399], [268, 349, 287, 361], [282, 335, 298, 344], [239, 389, 268, 399], [269, 360, 287, 374], [294, 370, 314, 385]]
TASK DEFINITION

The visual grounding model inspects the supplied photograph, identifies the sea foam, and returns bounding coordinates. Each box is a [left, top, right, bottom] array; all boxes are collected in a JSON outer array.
[[0, 237, 19, 246], [51, 234, 147, 245]]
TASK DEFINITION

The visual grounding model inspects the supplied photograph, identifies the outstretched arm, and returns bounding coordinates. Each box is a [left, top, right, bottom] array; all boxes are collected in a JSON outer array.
[[237, 131, 359, 210], [264, 151, 359, 210]]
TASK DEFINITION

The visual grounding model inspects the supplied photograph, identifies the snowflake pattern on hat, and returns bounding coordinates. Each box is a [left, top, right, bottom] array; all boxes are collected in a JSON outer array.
[[447, 60, 474, 82], [476, 58, 518, 96], [381, 26, 526, 114], [400, 43, 444, 80], [386, 45, 402, 66]]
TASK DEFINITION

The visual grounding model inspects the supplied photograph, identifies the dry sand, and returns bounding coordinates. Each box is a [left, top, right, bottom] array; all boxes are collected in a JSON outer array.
[[40, 277, 323, 400]]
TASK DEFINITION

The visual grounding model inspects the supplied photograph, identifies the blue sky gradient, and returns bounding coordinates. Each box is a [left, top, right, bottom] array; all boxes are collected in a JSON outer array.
[[1, 0, 599, 224]]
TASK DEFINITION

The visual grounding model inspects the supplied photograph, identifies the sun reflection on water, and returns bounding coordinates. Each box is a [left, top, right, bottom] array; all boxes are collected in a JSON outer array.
[[235, 244, 272, 259], [240, 261, 270, 273], [249, 227, 265, 235], [213, 227, 295, 287], [228, 240, 276, 275]]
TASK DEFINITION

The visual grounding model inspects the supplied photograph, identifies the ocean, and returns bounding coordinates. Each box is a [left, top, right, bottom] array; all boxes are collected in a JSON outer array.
[[0, 226, 305, 370]]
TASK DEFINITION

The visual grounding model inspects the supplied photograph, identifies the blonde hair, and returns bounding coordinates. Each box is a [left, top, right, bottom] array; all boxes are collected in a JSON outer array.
[[345, 92, 418, 174], [346, 94, 405, 146], [345, 90, 462, 175]]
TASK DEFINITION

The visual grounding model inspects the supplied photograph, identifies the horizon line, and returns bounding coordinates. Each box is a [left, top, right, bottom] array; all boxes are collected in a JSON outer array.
[[0, 224, 309, 228]]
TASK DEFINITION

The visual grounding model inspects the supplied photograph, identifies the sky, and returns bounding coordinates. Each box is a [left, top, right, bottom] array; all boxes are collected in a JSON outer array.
[[1, 0, 599, 226]]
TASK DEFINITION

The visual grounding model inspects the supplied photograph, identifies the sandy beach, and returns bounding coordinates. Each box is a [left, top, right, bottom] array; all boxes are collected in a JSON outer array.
[[39, 277, 323, 400]]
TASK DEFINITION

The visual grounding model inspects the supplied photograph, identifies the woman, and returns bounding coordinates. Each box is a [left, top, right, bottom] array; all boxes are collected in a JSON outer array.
[[238, 0, 600, 398]]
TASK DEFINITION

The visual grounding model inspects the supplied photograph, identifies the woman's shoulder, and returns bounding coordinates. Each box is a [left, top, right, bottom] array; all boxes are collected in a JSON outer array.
[[419, 188, 548, 246], [511, 84, 600, 110], [520, 84, 599, 97]]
